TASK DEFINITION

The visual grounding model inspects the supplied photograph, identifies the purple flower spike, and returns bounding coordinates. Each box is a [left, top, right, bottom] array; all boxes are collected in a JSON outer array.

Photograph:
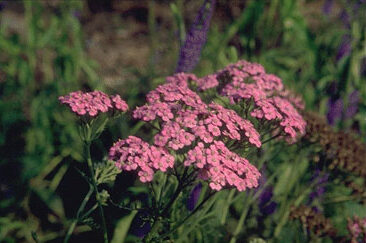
[[175, 0, 216, 73], [327, 81, 338, 96], [187, 183, 202, 211], [318, 173, 330, 185], [131, 212, 152, 238], [361, 57, 366, 76], [339, 10, 350, 29], [322, 0, 333, 15], [309, 187, 326, 203], [327, 98, 343, 125], [307, 172, 329, 205], [72, 10, 81, 19], [258, 187, 277, 215], [336, 35, 351, 62], [261, 201, 277, 215], [259, 187, 273, 204], [311, 206, 320, 213], [0, 2, 7, 11], [345, 90, 359, 119]]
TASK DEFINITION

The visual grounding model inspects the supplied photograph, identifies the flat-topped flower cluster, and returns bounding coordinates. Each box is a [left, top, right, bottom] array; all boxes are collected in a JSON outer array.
[[194, 60, 306, 140], [59, 90, 128, 116], [109, 136, 174, 183], [133, 79, 261, 149], [124, 72, 262, 191], [108, 60, 307, 191], [59, 61, 306, 192], [184, 141, 260, 191]]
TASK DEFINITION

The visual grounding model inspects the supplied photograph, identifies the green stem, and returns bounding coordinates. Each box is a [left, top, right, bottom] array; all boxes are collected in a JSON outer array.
[[220, 189, 236, 225], [143, 180, 184, 242], [143, 216, 162, 243], [143, 170, 197, 242], [262, 132, 282, 144], [176, 192, 215, 229], [324, 193, 366, 204], [159, 192, 217, 240], [85, 142, 108, 243], [64, 185, 93, 243], [82, 203, 98, 218], [157, 173, 168, 208], [274, 178, 321, 238], [229, 194, 251, 243], [161, 182, 184, 217]]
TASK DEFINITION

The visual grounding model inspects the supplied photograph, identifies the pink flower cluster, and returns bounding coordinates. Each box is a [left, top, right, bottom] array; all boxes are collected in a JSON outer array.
[[109, 136, 174, 183], [133, 74, 207, 122], [250, 97, 305, 138], [184, 141, 260, 191], [166, 72, 197, 88], [208, 103, 261, 147], [195, 74, 218, 91], [130, 73, 262, 191], [193, 60, 306, 140], [134, 76, 261, 149], [59, 90, 128, 116], [348, 216, 366, 243], [151, 103, 261, 151]]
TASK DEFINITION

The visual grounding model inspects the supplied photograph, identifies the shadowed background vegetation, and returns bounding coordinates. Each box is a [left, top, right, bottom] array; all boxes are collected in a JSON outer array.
[[0, 0, 365, 242]]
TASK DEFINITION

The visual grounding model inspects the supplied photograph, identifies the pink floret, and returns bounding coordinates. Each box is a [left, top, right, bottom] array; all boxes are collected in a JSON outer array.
[[192, 60, 306, 142], [111, 94, 129, 112], [183, 141, 261, 191], [59, 90, 128, 116], [109, 136, 174, 183]]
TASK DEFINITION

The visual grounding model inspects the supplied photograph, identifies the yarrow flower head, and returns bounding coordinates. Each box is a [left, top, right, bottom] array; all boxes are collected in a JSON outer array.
[[111, 94, 129, 112], [193, 60, 306, 141], [134, 74, 261, 149], [184, 141, 260, 191], [59, 90, 128, 117], [129, 73, 262, 191], [110, 60, 305, 191], [109, 136, 174, 183]]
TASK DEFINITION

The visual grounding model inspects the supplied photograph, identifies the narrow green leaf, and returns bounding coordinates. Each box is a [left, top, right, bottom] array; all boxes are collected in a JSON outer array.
[[111, 210, 138, 243]]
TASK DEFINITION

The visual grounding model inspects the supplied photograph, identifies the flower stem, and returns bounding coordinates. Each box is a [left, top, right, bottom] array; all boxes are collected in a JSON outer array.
[[143, 216, 162, 243], [229, 193, 251, 243], [85, 142, 109, 243], [144, 177, 187, 242], [143, 167, 197, 242], [262, 132, 282, 144], [159, 191, 217, 240], [161, 182, 184, 217], [64, 185, 93, 243], [220, 189, 236, 225]]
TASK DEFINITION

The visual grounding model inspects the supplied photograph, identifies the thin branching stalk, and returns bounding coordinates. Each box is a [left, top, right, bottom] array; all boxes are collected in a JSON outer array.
[[220, 189, 236, 225], [229, 192, 252, 243], [143, 178, 184, 242], [262, 132, 282, 144], [85, 142, 109, 243], [64, 184, 93, 243], [159, 191, 217, 240], [157, 173, 169, 208]]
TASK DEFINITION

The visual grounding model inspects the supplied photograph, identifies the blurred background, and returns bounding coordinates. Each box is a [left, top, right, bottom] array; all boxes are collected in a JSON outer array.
[[0, 0, 365, 242]]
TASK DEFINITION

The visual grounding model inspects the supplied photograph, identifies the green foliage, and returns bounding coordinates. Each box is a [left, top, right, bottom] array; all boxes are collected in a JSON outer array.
[[1, 0, 366, 242], [111, 210, 138, 243]]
